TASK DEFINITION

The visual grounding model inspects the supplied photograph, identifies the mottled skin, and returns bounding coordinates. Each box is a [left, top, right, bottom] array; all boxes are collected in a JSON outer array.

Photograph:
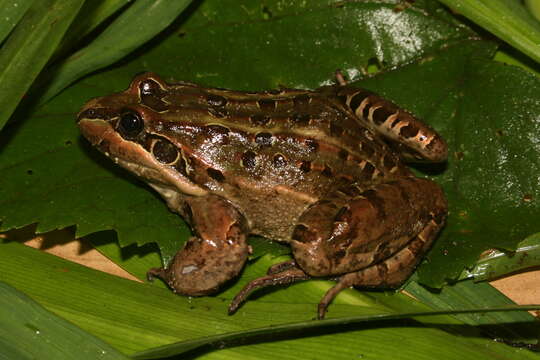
[[77, 72, 448, 318]]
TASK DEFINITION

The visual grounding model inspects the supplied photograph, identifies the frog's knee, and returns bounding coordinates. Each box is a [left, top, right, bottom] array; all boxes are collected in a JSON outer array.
[[290, 224, 334, 276]]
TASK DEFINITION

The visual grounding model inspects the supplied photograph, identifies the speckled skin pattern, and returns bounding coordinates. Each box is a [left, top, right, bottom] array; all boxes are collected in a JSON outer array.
[[78, 72, 447, 318]]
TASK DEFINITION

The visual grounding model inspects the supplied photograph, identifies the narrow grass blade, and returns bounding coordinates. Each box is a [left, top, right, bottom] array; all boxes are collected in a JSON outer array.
[[38, 0, 193, 104], [406, 278, 539, 343], [437, 0, 540, 64], [132, 305, 540, 360], [57, 0, 132, 55], [0, 0, 34, 44], [0, 0, 84, 131]]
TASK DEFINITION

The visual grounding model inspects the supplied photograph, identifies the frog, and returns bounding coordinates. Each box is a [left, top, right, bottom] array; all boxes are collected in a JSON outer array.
[[77, 72, 448, 319]]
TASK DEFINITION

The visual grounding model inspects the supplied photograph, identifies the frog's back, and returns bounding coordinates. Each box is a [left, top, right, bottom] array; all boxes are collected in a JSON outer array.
[[144, 83, 408, 239]]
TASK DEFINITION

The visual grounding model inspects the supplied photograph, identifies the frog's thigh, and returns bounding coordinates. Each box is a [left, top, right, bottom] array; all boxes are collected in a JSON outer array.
[[148, 195, 249, 296], [290, 177, 447, 278]]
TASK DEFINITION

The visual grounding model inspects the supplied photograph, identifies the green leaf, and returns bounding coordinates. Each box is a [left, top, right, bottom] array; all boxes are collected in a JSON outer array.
[[133, 305, 540, 359], [437, 0, 540, 64], [0, 0, 84, 131], [0, 0, 33, 44], [56, 0, 133, 55], [525, 0, 540, 22], [405, 277, 540, 343], [0, 281, 130, 360], [415, 56, 540, 286], [457, 233, 540, 282], [1, 241, 538, 359], [37, 0, 193, 104]]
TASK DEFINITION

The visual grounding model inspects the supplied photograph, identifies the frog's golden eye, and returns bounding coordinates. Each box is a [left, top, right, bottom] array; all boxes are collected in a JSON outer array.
[[118, 110, 144, 139]]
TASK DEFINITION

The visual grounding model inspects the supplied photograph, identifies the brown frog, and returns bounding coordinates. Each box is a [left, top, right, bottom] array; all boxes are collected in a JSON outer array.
[[77, 72, 448, 318]]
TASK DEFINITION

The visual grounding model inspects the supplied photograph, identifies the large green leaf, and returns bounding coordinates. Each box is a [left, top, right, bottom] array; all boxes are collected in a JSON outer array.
[[0, 281, 129, 360], [0, 240, 538, 359], [0, 0, 539, 296], [0, 0, 478, 265]]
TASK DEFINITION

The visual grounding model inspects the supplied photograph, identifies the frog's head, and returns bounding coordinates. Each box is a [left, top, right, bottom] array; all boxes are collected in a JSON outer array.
[[77, 72, 207, 207]]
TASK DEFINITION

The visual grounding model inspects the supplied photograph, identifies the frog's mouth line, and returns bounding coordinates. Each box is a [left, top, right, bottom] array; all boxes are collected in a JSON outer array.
[[78, 117, 207, 198]]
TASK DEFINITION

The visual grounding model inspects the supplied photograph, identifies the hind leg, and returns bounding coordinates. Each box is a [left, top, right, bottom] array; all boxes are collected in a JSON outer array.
[[229, 177, 446, 317], [316, 217, 444, 318]]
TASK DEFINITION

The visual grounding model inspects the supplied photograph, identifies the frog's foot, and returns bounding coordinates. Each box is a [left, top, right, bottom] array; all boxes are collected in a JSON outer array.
[[228, 266, 310, 315], [146, 267, 166, 282], [148, 195, 249, 296]]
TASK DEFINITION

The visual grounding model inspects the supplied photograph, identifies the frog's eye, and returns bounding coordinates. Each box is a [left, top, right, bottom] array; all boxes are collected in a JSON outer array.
[[118, 110, 144, 139]]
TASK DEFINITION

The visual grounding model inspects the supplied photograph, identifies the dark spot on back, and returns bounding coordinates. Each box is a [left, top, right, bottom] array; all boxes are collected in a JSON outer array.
[[361, 143, 375, 157], [338, 149, 349, 160], [208, 107, 228, 118], [390, 180, 410, 204], [330, 122, 344, 136], [250, 114, 271, 126], [336, 94, 348, 105], [334, 206, 352, 223], [206, 94, 227, 107], [291, 113, 310, 125], [299, 160, 311, 172], [242, 151, 257, 169], [321, 165, 333, 177], [207, 168, 225, 182], [304, 139, 319, 152], [206, 124, 230, 135], [293, 94, 311, 108], [363, 189, 386, 218], [371, 106, 395, 125], [255, 132, 273, 146], [383, 154, 395, 169], [340, 185, 362, 197], [258, 99, 276, 111], [361, 162, 375, 179]]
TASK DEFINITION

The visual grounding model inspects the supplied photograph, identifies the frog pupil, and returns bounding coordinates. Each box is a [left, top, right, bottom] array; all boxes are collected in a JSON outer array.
[[119, 110, 143, 138]]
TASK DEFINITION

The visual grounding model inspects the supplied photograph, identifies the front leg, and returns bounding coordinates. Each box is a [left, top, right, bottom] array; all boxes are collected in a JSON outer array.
[[148, 195, 249, 296]]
